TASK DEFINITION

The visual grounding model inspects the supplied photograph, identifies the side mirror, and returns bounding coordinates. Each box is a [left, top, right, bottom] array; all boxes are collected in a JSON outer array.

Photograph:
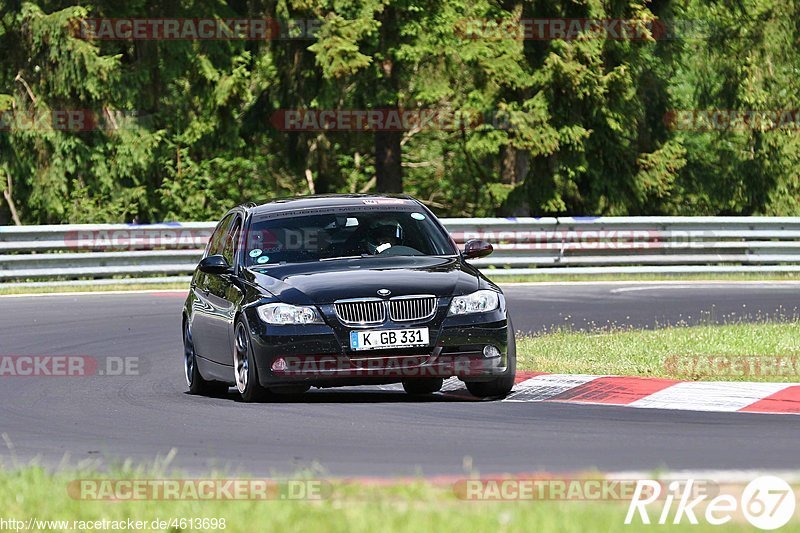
[[199, 255, 232, 275], [463, 239, 493, 259]]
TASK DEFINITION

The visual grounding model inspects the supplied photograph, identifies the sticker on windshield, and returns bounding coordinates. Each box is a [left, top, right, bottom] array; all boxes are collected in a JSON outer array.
[[411, 213, 426, 220], [249, 249, 263, 258], [363, 199, 406, 205], [257, 256, 270, 264]]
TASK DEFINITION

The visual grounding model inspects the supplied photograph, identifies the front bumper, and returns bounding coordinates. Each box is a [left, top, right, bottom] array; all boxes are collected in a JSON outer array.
[[244, 305, 510, 387]]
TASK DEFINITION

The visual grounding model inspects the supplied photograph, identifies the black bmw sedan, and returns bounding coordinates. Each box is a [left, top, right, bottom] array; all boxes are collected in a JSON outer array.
[[183, 195, 516, 402]]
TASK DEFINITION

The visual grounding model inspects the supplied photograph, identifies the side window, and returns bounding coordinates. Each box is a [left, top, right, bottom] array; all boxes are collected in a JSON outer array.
[[205, 214, 234, 257], [222, 216, 242, 266]]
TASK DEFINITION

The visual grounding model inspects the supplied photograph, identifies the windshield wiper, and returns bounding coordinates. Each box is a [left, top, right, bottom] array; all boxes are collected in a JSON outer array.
[[318, 255, 364, 261]]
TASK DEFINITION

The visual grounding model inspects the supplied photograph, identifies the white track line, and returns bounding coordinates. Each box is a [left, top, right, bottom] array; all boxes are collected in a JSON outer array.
[[629, 382, 793, 412], [505, 374, 603, 402], [500, 280, 800, 288], [607, 470, 800, 483], [611, 284, 800, 293]]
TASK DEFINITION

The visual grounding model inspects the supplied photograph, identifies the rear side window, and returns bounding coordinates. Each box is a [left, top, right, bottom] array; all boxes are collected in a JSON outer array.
[[205, 214, 234, 257], [222, 217, 243, 266]]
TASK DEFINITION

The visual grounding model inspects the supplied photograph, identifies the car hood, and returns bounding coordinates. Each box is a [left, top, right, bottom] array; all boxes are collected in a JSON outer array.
[[246, 256, 480, 305]]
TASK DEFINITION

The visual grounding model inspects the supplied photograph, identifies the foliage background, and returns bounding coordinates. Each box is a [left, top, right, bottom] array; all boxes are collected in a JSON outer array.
[[1, 0, 799, 223]]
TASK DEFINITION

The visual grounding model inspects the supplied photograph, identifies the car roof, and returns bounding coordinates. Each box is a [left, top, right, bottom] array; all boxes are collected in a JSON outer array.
[[246, 194, 420, 217]]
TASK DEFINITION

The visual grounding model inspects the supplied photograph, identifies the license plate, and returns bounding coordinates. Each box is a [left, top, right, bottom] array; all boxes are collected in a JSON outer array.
[[349, 328, 429, 351]]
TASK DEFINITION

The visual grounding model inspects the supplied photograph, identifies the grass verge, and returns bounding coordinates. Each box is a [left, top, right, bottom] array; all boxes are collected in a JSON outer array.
[[0, 283, 188, 296], [517, 322, 800, 381], [490, 272, 800, 283], [0, 466, 761, 532]]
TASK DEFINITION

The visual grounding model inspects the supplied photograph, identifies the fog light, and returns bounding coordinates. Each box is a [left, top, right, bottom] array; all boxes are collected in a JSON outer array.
[[483, 345, 501, 358], [271, 357, 288, 372]]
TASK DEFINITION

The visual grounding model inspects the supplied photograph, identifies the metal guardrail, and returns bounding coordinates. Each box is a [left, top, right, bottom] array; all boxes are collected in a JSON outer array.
[[3, 217, 800, 286]]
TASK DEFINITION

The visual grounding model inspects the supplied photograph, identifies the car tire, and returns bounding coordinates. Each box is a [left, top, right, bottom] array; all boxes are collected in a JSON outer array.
[[184, 320, 228, 396], [402, 377, 443, 395], [465, 321, 517, 399], [233, 319, 271, 402]]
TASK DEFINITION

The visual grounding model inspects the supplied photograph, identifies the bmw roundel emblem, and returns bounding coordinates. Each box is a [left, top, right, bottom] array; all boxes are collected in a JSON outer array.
[[377, 288, 391, 296]]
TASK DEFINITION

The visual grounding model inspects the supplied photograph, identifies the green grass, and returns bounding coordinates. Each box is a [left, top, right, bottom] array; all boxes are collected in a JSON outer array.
[[517, 322, 800, 381], [0, 466, 762, 532], [0, 283, 188, 295], [490, 272, 800, 283]]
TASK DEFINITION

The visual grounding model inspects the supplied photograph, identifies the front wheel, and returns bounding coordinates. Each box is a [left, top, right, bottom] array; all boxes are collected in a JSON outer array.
[[233, 319, 270, 402], [465, 322, 516, 399]]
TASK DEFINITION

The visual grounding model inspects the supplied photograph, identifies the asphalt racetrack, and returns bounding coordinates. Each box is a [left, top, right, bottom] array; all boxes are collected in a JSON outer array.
[[1, 282, 799, 476]]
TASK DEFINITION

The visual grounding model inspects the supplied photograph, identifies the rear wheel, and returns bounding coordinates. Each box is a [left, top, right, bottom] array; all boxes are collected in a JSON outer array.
[[234, 320, 270, 402], [402, 377, 443, 395], [184, 321, 228, 396], [465, 322, 516, 399]]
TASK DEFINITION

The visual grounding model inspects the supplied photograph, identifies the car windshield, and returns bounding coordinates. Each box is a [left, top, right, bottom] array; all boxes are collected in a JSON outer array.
[[244, 209, 456, 266]]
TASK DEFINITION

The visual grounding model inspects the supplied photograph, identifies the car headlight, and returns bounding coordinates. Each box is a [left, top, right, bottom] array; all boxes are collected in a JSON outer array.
[[257, 303, 323, 325], [448, 290, 500, 316]]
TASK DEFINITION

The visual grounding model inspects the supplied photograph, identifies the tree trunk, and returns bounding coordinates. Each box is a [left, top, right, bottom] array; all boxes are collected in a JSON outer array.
[[375, 127, 402, 192], [375, 6, 402, 193], [2, 172, 22, 225]]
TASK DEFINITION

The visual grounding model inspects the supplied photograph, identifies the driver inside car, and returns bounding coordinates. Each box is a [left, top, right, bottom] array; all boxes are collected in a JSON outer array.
[[366, 220, 403, 254]]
